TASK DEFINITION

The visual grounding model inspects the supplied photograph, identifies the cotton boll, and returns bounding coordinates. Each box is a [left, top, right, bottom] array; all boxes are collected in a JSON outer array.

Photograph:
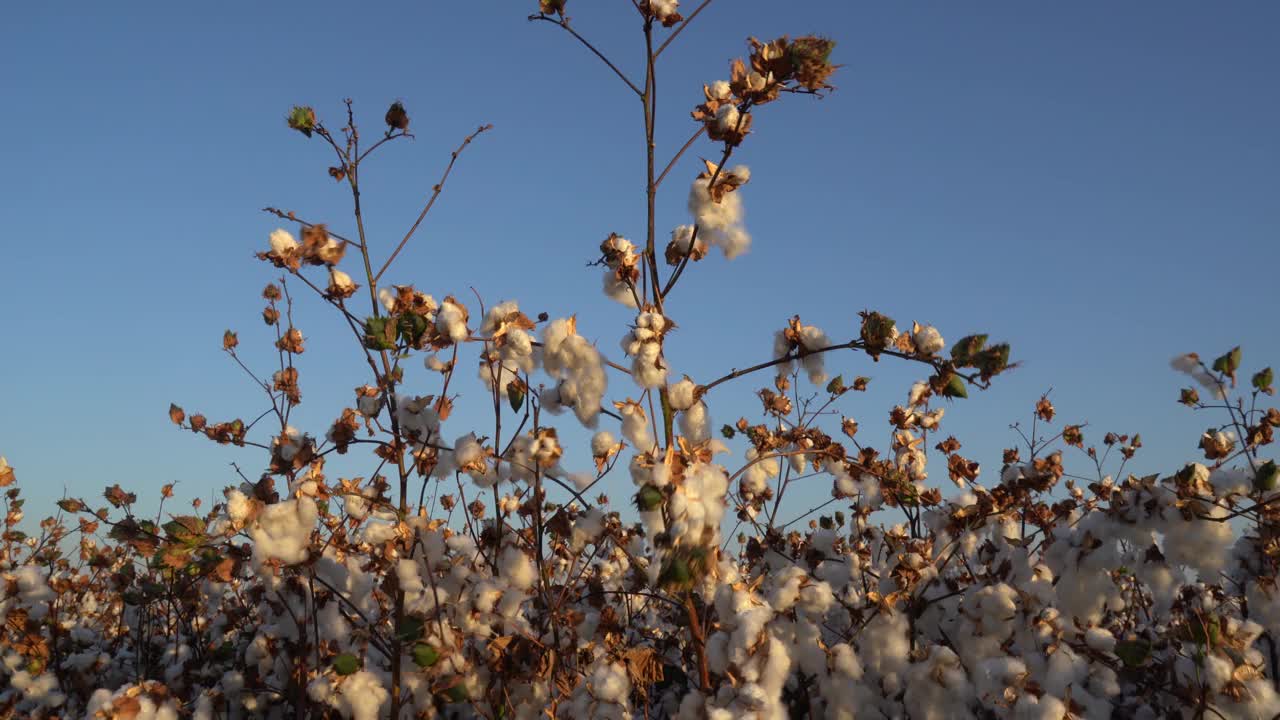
[[603, 272, 638, 307], [689, 172, 752, 259], [571, 466, 602, 491], [709, 80, 732, 100], [225, 488, 251, 524], [913, 325, 945, 355], [908, 381, 930, 408], [679, 402, 711, 444], [269, 228, 298, 254], [377, 287, 396, 312], [668, 377, 698, 410], [541, 317, 608, 426], [337, 670, 389, 720], [592, 430, 619, 457], [714, 104, 740, 133], [436, 298, 469, 343], [500, 546, 537, 590], [250, 497, 318, 566], [619, 401, 654, 451], [1084, 626, 1116, 653], [742, 449, 779, 497]]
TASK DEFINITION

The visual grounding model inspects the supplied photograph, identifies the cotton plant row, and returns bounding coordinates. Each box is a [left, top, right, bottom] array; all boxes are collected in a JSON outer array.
[[3, 2, 1279, 719]]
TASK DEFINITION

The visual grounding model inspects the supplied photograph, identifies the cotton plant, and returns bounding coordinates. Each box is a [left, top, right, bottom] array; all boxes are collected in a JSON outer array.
[[5, 4, 1280, 720]]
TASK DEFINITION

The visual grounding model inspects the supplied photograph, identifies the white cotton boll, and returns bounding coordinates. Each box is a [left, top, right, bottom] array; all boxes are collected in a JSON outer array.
[[225, 489, 251, 524], [798, 581, 834, 619], [328, 268, 356, 293], [650, 0, 679, 17], [668, 377, 698, 410], [801, 353, 826, 385], [769, 567, 807, 612], [269, 228, 298, 254], [913, 325, 945, 355], [1210, 467, 1252, 496], [920, 407, 945, 430], [679, 402, 711, 444], [592, 431, 618, 457], [567, 472, 595, 491], [500, 546, 537, 590], [1014, 693, 1067, 720], [571, 508, 606, 552], [424, 354, 447, 372], [670, 224, 706, 257], [620, 404, 654, 451], [798, 323, 828, 352], [591, 662, 632, 705], [709, 80, 732, 100], [742, 449, 778, 496], [541, 318, 607, 426], [338, 670, 389, 720], [250, 498, 318, 566], [688, 175, 751, 259], [360, 520, 398, 545], [908, 381, 930, 408], [1084, 627, 1115, 653], [1201, 654, 1234, 691], [710, 226, 751, 260], [1170, 354, 1200, 374], [377, 287, 396, 312], [714, 104, 740, 133], [480, 300, 517, 335], [436, 299, 469, 343], [603, 271, 639, 307]]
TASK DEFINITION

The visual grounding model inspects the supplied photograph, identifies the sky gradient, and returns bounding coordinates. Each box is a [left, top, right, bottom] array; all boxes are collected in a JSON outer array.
[[2, 2, 1278, 519]]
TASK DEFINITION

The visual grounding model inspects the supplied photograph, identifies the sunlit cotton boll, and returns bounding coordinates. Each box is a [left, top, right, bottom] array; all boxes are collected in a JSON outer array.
[[269, 228, 298, 254], [913, 325, 945, 355]]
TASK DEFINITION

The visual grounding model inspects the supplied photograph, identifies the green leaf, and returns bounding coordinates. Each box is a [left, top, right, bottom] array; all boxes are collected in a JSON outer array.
[[1256, 461, 1280, 492], [363, 317, 397, 351], [397, 313, 428, 344], [412, 643, 440, 668], [942, 375, 969, 399], [508, 383, 525, 413], [396, 616, 425, 643], [634, 484, 664, 512], [162, 516, 206, 545], [443, 684, 468, 702], [1115, 639, 1150, 667], [1184, 615, 1220, 646], [1212, 346, 1242, 375], [1253, 367, 1274, 392], [950, 334, 988, 366], [287, 105, 317, 137], [332, 653, 361, 676]]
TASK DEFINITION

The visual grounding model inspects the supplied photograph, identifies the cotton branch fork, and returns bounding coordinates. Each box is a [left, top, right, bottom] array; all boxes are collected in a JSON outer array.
[[374, 123, 493, 283]]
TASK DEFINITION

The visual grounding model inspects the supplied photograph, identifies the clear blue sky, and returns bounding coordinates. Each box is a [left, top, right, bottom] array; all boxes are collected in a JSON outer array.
[[2, 2, 1277, 519]]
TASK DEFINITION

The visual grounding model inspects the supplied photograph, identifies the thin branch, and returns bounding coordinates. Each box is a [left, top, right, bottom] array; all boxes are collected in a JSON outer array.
[[356, 130, 414, 165], [373, 124, 492, 283], [702, 341, 987, 394], [654, 125, 705, 189], [261, 207, 359, 248], [653, 0, 714, 59], [529, 15, 644, 97]]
